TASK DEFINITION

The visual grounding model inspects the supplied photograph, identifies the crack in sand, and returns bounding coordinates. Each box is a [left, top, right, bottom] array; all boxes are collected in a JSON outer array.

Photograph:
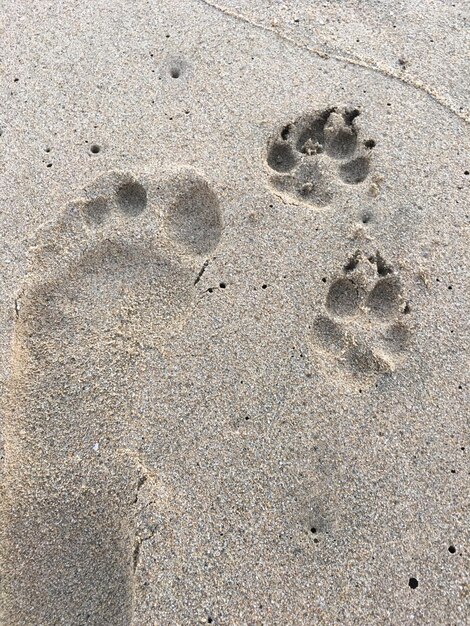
[[197, 0, 468, 124], [194, 257, 211, 285]]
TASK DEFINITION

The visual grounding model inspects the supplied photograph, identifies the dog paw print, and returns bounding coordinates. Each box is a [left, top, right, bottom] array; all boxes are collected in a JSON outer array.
[[266, 107, 375, 207], [309, 251, 411, 386]]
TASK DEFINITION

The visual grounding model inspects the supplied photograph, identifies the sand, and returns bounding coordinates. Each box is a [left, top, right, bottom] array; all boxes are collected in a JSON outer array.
[[0, 1, 469, 624]]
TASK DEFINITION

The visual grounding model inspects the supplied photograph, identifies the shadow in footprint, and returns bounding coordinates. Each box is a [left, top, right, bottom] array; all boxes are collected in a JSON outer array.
[[366, 277, 402, 319], [326, 277, 361, 317]]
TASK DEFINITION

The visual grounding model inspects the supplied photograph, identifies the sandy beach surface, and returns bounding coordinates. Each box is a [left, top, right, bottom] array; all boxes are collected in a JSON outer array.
[[0, 1, 469, 624]]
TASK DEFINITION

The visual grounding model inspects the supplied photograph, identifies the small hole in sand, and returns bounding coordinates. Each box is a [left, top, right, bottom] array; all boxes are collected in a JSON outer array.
[[90, 144, 101, 154], [408, 578, 418, 589], [262, 284, 267, 289], [321, 277, 327, 283], [45, 147, 51, 153], [464, 170, 469, 175], [361, 213, 371, 224], [207, 618, 213, 624], [365, 139, 376, 149], [46, 163, 52, 168], [448, 545, 456, 554], [170, 68, 180, 78], [219, 282, 226, 289], [208, 288, 214, 293], [310, 527, 317, 534]]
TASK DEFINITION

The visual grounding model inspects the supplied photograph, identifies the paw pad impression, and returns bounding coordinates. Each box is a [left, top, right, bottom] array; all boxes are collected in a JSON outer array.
[[266, 107, 375, 207], [310, 251, 411, 385]]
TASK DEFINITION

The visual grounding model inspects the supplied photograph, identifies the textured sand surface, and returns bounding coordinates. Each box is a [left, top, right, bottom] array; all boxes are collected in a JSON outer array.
[[0, 1, 469, 625]]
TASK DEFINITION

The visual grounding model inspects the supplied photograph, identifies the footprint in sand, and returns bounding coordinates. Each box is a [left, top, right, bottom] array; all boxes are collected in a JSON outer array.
[[266, 106, 375, 207], [1, 168, 223, 625], [309, 250, 411, 388]]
